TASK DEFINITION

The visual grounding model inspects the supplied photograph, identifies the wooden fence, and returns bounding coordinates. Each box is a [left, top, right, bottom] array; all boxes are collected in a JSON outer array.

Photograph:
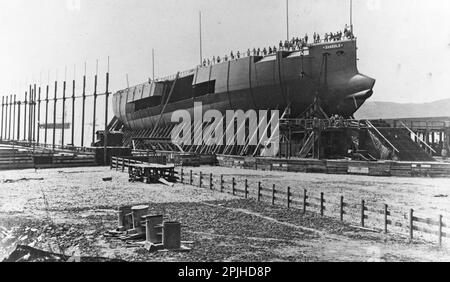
[[110, 157, 145, 172], [178, 168, 450, 247]]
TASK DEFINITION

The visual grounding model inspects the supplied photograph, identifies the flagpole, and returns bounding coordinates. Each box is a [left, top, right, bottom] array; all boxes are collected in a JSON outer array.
[[152, 48, 155, 81], [199, 11, 203, 65], [286, 0, 289, 41], [350, 0, 353, 35]]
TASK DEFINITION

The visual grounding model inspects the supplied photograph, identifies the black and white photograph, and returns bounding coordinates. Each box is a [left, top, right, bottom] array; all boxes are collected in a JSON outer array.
[[0, 0, 450, 273]]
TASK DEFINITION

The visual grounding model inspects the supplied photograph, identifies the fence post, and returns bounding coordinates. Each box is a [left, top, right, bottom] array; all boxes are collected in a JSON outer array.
[[272, 184, 275, 205], [361, 200, 365, 227], [244, 179, 248, 199], [409, 209, 414, 240], [257, 182, 261, 202], [340, 196, 344, 221], [220, 175, 224, 192], [121, 158, 125, 172], [303, 189, 307, 214], [232, 178, 236, 195], [199, 172, 203, 188], [209, 173, 213, 190], [190, 170, 193, 185], [384, 204, 389, 234], [181, 169, 184, 184], [320, 192, 324, 217], [439, 215, 443, 247], [287, 187, 291, 209], [110, 157, 113, 170]]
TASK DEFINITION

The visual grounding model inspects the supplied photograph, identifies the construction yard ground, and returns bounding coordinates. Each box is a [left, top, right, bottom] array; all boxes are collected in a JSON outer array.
[[1, 166, 450, 262]]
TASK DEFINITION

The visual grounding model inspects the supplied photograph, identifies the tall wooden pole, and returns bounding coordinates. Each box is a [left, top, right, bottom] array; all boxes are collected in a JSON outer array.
[[12, 95, 16, 141], [6, 95, 10, 140], [37, 87, 41, 144], [17, 98, 21, 141], [44, 85, 49, 145], [52, 81, 57, 150], [8, 95, 12, 140], [81, 71, 86, 147], [23, 92, 27, 141], [4, 96, 7, 140], [27, 87, 30, 142], [104, 64, 110, 165], [5, 95, 9, 140], [33, 84, 37, 142], [28, 85, 32, 143], [92, 62, 98, 146], [1, 96, 3, 140], [61, 79, 66, 147], [71, 77, 76, 146]]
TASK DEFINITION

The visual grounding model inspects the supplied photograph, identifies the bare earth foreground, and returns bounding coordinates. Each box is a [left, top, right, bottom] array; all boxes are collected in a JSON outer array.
[[1, 166, 450, 262]]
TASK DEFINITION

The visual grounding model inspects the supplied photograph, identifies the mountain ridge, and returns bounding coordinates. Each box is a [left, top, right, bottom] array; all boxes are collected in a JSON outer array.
[[355, 98, 450, 119]]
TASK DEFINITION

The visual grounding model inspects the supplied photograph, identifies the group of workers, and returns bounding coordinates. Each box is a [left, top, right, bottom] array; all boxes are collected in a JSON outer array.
[[329, 114, 349, 128], [324, 26, 354, 42], [201, 26, 354, 67]]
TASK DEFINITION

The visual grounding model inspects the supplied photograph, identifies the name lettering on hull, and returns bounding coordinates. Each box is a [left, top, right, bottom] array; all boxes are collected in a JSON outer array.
[[323, 43, 344, 50]]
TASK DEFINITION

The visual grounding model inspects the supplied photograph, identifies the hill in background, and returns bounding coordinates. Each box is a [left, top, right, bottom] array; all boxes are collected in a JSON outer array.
[[355, 98, 450, 119]]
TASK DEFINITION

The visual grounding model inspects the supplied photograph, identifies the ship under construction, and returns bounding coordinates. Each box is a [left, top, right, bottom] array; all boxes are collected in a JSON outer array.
[[107, 28, 440, 163]]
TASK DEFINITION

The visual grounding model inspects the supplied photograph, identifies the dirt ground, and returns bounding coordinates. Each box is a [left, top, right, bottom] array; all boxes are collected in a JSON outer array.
[[186, 166, 450, 219], [1, 166, 450, 262]]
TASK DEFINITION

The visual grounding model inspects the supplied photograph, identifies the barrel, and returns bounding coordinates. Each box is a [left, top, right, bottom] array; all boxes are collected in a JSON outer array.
[[162, 221, 181, 250], [144, 215, 163, 244], [131, 205, 150, 234], [117, 206, 132, 230]]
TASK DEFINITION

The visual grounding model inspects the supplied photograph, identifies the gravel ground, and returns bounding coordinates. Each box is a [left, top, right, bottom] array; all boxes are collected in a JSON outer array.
[[182, 166, 450, 219], [1, 166, 450, 262]]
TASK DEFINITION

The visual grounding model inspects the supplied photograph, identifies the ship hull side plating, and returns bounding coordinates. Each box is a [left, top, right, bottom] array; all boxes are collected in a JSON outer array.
[[113, 40, 375, 129]]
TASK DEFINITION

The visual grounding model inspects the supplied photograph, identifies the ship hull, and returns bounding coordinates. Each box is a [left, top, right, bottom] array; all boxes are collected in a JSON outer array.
[[113, 39, 375, 129]]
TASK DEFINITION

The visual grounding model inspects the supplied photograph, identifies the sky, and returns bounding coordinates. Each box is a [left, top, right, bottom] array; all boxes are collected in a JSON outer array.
[[1, 0, 450, 103]]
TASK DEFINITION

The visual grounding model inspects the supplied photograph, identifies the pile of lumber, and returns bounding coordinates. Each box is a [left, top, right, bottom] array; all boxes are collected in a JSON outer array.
[[0, 149, 34, 170]]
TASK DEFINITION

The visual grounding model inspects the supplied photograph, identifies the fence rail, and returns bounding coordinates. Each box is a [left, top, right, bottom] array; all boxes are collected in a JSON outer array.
[[176, 168, 450, 247], [111, 157, 145, 171]]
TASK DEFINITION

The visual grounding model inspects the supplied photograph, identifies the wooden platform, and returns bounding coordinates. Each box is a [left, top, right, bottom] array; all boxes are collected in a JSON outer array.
[[0, 144, 97, 170], [216, 155, 450, 178]]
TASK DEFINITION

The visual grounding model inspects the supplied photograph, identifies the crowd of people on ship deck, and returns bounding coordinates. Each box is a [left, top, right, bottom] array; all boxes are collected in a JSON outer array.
[[201, 25, 354, 67]]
